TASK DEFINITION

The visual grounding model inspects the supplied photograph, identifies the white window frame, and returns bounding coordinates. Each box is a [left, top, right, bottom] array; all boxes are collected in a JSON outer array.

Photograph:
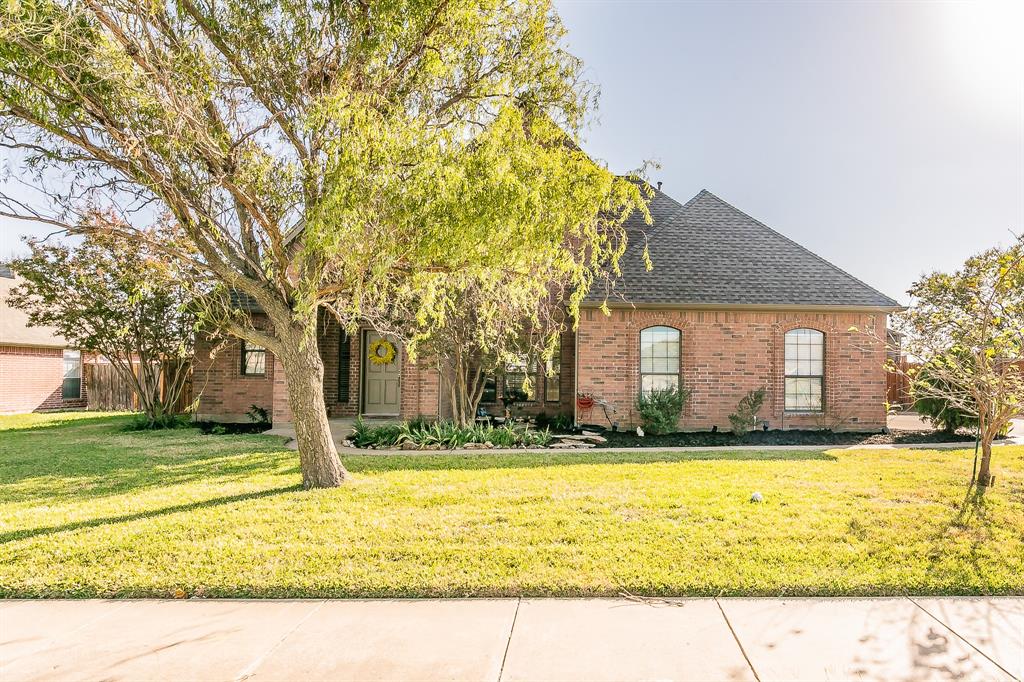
[[639, 326, 681, 394], [784, 328, 824, 412]]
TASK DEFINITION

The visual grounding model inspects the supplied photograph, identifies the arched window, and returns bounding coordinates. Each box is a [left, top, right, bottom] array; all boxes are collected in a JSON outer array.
[[785, 328, 824, 411], [640, 326, 680, 394]]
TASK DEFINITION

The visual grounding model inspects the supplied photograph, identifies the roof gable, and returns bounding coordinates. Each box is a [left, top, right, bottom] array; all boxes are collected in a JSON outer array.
[[590, 189, 900, 309]]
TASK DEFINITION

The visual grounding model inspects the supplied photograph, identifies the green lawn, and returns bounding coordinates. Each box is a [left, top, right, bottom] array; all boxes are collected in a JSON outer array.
[[1, 412, 1022, 598]]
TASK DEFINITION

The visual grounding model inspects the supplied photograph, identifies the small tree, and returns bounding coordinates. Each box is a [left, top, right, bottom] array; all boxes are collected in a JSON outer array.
[[891, 236, 1023, 488], [413, 277, 558, 427], [728, 388, 766, 436], [635, 386, 689, 435], [7, 214, 196, 427]]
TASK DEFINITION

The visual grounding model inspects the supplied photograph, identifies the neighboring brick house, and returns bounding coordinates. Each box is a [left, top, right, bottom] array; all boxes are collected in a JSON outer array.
[[0, 265, 87, 414], [196, 189, 901, 431]]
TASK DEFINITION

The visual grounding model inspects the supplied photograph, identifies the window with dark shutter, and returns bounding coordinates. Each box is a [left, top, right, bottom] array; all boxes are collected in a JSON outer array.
[[338, 332, 351, 402]]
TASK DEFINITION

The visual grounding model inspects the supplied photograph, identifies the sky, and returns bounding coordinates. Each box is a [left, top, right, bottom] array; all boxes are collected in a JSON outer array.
[[2, 1, 1022, 305], [554, 0, 1023, 303]]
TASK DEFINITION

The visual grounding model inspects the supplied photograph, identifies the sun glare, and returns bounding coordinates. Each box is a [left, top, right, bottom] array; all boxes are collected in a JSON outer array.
[[932, 0, 1024, 124]]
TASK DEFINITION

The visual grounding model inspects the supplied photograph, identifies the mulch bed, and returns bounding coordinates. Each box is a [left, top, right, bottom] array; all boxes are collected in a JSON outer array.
[[582, 428, 975, 448], [194, 421, 271, 435]]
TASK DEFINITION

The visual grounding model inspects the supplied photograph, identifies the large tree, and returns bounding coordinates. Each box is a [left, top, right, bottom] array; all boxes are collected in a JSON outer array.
[[7, 212, 196, 427], [891, 235, 1023, 488], [0, 0, 647, 487]]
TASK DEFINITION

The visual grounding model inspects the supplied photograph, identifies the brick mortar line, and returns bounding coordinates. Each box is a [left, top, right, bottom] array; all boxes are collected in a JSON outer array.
[[715, 597, 761, 682], [907, 596, 1018, 681]]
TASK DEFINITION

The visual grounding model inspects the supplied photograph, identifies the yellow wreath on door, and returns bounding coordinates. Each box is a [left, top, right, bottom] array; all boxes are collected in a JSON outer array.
[[368, 338, 396, 365]]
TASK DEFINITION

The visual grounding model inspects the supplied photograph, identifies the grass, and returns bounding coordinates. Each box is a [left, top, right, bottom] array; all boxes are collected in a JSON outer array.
[[1, 411, 1022, 598]]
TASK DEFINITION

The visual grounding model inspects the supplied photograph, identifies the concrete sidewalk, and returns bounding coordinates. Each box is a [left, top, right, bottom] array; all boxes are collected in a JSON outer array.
[[2, 598, 1021, 681]]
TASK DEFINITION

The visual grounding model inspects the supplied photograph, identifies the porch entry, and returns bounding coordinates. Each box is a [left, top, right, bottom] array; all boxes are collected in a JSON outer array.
[[362, 330, 401, 416]]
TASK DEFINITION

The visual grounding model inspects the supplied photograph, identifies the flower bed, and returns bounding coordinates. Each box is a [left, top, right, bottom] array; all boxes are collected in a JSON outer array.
[[347, 417, 553, 450]]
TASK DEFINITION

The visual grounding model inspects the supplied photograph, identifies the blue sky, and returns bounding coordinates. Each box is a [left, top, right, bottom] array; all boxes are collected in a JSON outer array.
[[2, 1, 1021, 304], [556, 0, 1023, 302]]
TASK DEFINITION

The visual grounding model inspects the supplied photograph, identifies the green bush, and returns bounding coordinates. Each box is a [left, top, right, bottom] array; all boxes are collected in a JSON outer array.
[[728, 388, 767, 436], [912, 360, 1009, 436], [351, 417, 551, 449], [535, 412, 574, 432], [914, 394, 1008, 437], [914, 395, 977, 434], [635, 386, 690, 435], [121, 413, 191, 431], [351, 417, 402, 448]]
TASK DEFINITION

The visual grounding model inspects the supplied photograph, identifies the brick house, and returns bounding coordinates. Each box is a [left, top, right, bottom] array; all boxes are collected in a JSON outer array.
[[0, 265, 88, 414], [195, 189, 901, 431]]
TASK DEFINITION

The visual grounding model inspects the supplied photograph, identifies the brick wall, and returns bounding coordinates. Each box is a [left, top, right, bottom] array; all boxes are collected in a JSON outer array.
[[193, 334, 275, 422], [474, 327, 577, 420], [0, 345, 88, 414], [197, 315, 444, 424], [576, 307, 888, 432]]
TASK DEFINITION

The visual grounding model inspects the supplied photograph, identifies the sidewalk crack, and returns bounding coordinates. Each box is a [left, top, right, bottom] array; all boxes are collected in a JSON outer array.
[[715, 597, 760, 682], [234, 600, 325, 681], [497, 598, 522, 682], [907, 596, 1017, 680]]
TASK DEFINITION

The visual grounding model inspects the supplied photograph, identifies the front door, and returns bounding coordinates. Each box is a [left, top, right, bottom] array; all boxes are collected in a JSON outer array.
[[362, 331, 401, 416]]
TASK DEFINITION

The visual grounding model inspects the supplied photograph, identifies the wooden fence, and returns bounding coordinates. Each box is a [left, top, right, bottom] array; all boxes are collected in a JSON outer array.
[[85, 360, 192, 413], [886, 358, 913, 409]]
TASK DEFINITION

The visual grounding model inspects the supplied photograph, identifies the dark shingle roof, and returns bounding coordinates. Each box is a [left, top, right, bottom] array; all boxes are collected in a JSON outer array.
[[0, 264, 13, 279], [588, 189, 900, 309]]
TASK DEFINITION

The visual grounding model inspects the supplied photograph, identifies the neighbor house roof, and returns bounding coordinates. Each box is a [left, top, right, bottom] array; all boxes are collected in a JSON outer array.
[[0, 269, 69, 348], [587, 189, 901, 310]]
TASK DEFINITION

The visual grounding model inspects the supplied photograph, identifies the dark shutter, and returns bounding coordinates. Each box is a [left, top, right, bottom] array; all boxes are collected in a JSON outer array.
[[337, 332, 351, 402]]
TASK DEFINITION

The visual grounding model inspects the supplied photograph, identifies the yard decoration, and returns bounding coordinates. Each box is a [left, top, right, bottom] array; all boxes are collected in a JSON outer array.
[[0, 0, 650, 488], [368, 339, 396, 366]]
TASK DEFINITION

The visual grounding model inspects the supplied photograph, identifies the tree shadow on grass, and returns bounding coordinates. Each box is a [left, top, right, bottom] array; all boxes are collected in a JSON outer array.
[[0, 414, 296, 503], [925, 483, 997, 582], [342, 448, 838, 473], [0, 484, 302, 544]]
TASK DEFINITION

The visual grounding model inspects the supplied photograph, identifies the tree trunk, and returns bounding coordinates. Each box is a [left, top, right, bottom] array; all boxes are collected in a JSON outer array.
[[442, 358, 485, 428], [278, 333, 347, 488], [977, 437, 993, 487]]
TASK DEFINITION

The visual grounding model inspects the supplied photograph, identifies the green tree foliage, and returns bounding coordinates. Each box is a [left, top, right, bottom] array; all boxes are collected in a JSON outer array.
[[0, 0, 648, 487], [6, 212, 195, 427], [635, 386, 690, 435], [728, 388, 767, 436], [894, 236, 1023, 487]]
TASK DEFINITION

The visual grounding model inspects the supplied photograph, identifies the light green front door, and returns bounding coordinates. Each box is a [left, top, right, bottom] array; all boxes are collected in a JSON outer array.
[[362, 331, 401, 416]]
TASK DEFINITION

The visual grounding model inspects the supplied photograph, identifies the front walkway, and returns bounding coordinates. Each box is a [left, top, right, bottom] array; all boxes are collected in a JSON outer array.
[[2, 597, 1021, 681]]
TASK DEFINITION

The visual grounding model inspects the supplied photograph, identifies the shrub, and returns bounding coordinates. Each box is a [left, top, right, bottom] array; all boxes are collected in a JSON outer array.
[[914, 394, 1008, 436], [536, 412, 574, 432], [122, 413, 190, 431], [351, 417, 402, 448], [635, 386, 690, 435], [351, 417, 551, 449], [728, 388, 767, 436], [913, 395, 974, 433], [246, 405, 270, 425]]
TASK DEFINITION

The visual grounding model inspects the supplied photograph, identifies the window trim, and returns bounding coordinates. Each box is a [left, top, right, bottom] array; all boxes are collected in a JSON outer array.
[[502, 355, 537, 404], [784, 328, 825, 413], [240, 341, 267, 376], [480, 374, 498, 404], [62, 349, 82, 401], [639, 325, 681, 395], [544, 339, 561, 403]]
